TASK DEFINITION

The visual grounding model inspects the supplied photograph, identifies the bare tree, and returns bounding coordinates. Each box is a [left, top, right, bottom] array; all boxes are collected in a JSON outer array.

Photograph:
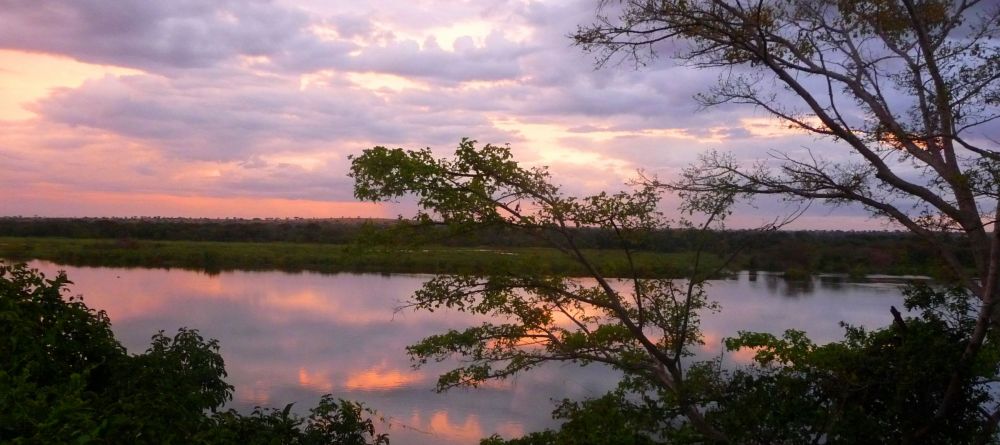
[[576, 0, 1000, 439]]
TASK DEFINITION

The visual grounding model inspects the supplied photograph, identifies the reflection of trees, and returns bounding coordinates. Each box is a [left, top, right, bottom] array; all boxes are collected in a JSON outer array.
[[758, 272, 818, 298], [818, 275, 847, 291], [781, 278, 816, 298], [764, 272, 781, 294]]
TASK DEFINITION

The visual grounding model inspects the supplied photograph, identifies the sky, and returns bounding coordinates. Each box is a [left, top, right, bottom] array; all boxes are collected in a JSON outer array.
[[1, 0, 978, 229]]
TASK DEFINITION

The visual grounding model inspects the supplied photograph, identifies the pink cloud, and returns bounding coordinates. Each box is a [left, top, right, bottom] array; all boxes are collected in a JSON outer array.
[[0, 1, 931, 230]]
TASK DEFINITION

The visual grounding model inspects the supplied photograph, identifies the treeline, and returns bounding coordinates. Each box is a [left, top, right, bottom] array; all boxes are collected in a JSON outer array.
[[0, 217, 661, 247], [0, 217, 966, 277], [728, 230, 954, 278], [0, 217, 381, 244]]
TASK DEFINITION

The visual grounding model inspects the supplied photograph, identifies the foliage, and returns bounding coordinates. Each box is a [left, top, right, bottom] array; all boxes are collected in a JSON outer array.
[[0, 216, 972, 277], [575, 0, 1000, 294], [713, 286, 995, 444], [0, 261, 388, 444], [0, 236, 707, 278], [570, 0, 1000, 441], [480, 285, 1000, 444], [0, 217, 380, 244], [351, 138, 1000, 443], [348, 3, 1000, 436], [480, 387, 670, 445], [199, 396, 389, 445], [351, 139, 766, 442]]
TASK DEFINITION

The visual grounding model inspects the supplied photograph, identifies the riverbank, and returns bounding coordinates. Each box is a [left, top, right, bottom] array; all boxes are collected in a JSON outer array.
[[0, 237, 711, 277], [0, 217, 958, 278]]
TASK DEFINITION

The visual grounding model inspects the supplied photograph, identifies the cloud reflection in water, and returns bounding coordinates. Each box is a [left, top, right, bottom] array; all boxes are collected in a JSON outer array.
[[27, 262, 905, 444]]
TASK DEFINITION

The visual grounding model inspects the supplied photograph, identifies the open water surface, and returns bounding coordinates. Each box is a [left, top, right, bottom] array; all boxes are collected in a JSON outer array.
[[25, 262, 910, 444]]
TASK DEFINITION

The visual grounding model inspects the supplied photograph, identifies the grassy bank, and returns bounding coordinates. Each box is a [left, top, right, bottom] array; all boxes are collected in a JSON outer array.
[[0, 237, 713, 278]]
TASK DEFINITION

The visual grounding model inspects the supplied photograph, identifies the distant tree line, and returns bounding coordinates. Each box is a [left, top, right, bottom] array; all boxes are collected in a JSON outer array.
[[0, 217, 970, 277], [0, 217, 375, 244]]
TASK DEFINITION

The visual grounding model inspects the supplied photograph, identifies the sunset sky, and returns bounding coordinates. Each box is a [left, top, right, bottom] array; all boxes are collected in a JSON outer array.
[[0, 0, 944, 228]]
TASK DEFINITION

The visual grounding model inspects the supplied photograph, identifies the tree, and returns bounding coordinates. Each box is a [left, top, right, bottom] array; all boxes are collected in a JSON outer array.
[[570, 0, 999, 439], [350, 139, 1000, 443], [350, 139, 738, 441], [350, 1, 1000, 442], [573, 0, 1000, 302]]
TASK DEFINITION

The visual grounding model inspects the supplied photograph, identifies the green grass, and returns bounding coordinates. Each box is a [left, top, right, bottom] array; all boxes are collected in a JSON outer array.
[[0, 237, 712, 278]]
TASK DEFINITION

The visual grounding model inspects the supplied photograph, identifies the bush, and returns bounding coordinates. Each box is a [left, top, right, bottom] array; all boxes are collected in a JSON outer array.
[[0, 262, 388, 444]]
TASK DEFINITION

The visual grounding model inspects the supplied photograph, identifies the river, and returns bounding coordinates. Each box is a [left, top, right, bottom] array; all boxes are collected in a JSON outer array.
[[25, 261, 911, 444]]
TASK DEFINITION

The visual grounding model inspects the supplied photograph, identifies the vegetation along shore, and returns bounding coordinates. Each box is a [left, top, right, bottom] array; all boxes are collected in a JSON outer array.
[[0, 217, 967, 278]]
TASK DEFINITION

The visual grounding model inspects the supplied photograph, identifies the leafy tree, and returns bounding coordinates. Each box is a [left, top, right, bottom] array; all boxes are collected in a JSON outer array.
[[354, 1, 1000, 441], [198, 396, 389, 445], [704, 285, 998, 444], [0, 262, 389, 444], [350, 139, 770, 442], [351, 137, 1000, 443]]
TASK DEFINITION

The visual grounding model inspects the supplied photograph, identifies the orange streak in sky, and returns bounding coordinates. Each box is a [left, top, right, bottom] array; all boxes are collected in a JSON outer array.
[[0, 50, 142, 120], [729, 346, 764, 365]]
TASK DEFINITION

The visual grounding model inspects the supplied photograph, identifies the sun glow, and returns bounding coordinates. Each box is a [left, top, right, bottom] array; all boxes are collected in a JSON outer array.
[[490, 117, 634, 176], [0, 50, 142, 120]]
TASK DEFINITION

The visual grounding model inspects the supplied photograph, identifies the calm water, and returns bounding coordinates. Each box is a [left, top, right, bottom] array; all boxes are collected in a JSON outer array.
[[26, 261, 909, 444]]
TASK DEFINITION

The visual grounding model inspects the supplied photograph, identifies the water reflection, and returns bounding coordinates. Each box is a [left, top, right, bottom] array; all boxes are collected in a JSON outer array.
[[345, 364, 424, 391], [26, 262, 907, 445]]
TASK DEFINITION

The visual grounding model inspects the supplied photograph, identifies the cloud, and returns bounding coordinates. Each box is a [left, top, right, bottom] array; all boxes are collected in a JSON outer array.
[[342, 32, 534, 83], [0, 0, 938, 228], [0, 0, 346, 73]]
